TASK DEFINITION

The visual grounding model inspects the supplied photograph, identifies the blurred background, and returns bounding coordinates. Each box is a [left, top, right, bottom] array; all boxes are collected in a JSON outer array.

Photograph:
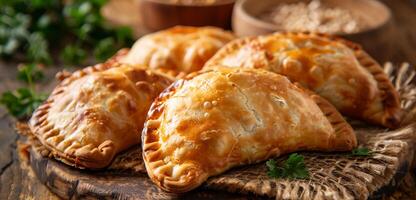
[[102, 0, 416, 65]]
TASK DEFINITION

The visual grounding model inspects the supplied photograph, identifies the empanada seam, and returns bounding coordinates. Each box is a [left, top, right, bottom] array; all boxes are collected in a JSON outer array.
[[30, 63, 171, 169], [299, 32, 402, 128], [296, 85, 357, 150], [143, 77, 207, 193], [30, 100, 116, 168], [143, 68, 357, 193], [206, 32, 402, 128]]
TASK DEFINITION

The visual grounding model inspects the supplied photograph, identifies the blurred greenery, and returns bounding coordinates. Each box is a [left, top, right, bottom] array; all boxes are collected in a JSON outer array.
[[0, 88, 46, 119], [61, 44, 87, 65], [0, 0, 134, 119], [1, 63, 47, 119], [0, 0, 134, 65], [17, 63, 45, 83]]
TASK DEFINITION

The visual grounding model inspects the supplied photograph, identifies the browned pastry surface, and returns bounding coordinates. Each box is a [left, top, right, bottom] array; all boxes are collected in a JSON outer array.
[[205, 32, 402, 128], [29, 63, 173, 169], [142, 66, 357, 193], [121, 26, 235, 76]]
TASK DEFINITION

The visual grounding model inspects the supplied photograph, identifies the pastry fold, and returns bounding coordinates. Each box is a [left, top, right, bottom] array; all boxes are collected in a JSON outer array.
[[142, 67, 357, 193], [205, 32, 402, 128], [30, 63, 173, 169]]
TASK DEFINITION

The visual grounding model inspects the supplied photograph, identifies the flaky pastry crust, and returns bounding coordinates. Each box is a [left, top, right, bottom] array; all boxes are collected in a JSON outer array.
[[205, 32, 402, 128], [29, 63, 173, 169], [142, 66, 357, 193], [121, 26, 235, 76]]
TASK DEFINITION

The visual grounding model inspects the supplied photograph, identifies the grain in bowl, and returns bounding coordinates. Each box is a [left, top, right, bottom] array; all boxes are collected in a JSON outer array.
[[258, 0, 367, 34]]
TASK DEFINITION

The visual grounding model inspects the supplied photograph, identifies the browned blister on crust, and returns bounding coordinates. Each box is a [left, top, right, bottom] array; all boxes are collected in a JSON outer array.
[[120, 26, 235, 76], [205, 32, 402, 128], [142, 66, 357, 193], [29, 63, 174, 169]]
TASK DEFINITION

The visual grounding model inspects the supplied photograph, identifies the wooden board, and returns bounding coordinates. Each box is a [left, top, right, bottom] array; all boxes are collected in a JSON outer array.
[[17, 63, 416, 200]]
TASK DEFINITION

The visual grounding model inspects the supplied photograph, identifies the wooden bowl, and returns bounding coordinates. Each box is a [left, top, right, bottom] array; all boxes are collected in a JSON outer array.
[[232, 0, 393, 62], [233, 0, 391, 37], [139, 0, 236, 32]]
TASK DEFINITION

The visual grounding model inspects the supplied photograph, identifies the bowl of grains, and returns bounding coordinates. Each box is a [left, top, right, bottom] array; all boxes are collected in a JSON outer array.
[[233, 0, 392, 37], [139, 0, 236, 32]]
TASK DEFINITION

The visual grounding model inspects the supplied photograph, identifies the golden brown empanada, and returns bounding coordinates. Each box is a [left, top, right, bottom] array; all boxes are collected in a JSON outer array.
[[121, 26, 235, 76], [29, 63, 173, 169], [142, 67, 357, 193], [205, 32, 402, 128]]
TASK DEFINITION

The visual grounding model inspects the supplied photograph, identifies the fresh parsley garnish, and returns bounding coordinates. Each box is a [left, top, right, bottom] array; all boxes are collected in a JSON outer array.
[[94, 37, 117, 62], [26, 32, 52, 64], [0, 88, 46, 119], [1, 63, 46, 119], [61, 44, 87, 65], [351, 147, 372, 156], [266, 153, 309, 179], [17, 63, 45, 83]]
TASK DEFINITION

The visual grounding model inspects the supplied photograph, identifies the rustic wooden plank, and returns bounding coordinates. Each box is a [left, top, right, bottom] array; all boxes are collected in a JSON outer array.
[[28, 146, 248, 200], [0, 141, 59, 200]]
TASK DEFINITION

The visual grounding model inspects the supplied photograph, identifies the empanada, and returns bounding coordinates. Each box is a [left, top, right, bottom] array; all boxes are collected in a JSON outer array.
[[121, 26, 235, 76], [205, 32, 402, 128], [142, 67, 357, 193], [29, 63, 173, 169]]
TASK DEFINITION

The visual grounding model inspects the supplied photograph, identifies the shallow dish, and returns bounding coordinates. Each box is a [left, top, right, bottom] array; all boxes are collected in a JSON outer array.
[[232, 0, 392, 62], [233, 0, 391, 36]]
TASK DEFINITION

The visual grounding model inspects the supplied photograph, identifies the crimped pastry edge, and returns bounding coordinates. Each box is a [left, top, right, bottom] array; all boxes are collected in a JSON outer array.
[[204, 32, 402, 128], [142, 67, 357, 193]]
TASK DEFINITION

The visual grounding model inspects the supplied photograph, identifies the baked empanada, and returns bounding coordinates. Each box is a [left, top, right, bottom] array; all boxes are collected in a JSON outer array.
[[142, 67, 357, 193], [205, 32, 402, 128], [29, 64, 173, 169], [121, 26, 235, 76]]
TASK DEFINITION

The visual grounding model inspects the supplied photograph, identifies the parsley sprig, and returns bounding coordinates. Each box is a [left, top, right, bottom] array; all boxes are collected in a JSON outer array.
[[0, 64, 46, 119], [266, 153, 309, 179], [351, 147, 372, 156], [17, 63, 44, 83]]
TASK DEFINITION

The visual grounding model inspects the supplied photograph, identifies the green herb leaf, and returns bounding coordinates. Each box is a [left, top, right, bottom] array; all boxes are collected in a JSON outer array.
[[351, 147, 371, 156], [17, 63, 44, 83], [61, 44, 87, 65], [27, 32, 52, 64], [94, 37, 116, 62], [0, 8, 30, 57], [30, 0, 57, 9], [266, 159, 283, 178], [266, 153, 309, 179], [0, 88, 46, 119], [114, 26, 134, 45]]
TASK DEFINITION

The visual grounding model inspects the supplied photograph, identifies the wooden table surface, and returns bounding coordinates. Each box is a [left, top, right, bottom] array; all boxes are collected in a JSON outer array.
[[1, 0, 416, 199]]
